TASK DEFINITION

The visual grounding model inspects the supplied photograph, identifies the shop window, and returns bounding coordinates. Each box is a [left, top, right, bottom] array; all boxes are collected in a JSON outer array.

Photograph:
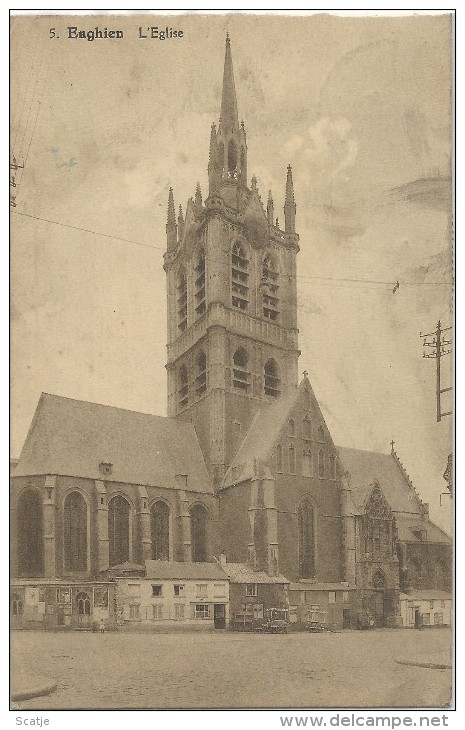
[[195, 604, 210, 619]]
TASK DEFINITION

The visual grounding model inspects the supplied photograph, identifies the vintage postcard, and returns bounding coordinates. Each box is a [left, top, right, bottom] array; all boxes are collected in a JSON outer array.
[[10, 11, 453, 712]]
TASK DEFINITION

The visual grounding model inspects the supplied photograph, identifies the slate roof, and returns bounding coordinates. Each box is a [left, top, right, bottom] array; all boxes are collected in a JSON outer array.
[[220, 563, 289, 585], [337, 446, 425, 515], [396, 514, 451, 544], [14, 393, 212, 493], [145, 560, 228, 581], [399, 590, 452, 601]]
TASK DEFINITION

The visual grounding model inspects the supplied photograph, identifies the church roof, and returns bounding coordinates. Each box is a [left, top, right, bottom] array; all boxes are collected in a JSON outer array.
[[14, 393, 212, 494], [145, 560, 227, 581], [337, 446, 426, 515], [395, 514, 451, 544], [220, 562, 289, 585]]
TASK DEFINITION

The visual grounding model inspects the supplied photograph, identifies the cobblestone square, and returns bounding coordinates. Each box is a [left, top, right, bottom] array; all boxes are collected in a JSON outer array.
[[12, 628, 452, 710]]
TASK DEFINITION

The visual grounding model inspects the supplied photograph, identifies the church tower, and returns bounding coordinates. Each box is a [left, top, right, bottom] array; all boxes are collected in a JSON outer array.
[[164, 35, 300, 487]]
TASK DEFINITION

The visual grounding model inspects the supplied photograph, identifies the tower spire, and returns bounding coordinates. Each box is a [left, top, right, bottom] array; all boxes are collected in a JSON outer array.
[[267, 190, 274, 226], [166, 187, 177, 250], [284, 165, 296, 233], [220, 33, 239, 134]]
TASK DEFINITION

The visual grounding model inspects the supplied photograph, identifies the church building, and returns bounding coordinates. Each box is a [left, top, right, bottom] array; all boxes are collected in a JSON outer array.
[[10, 36, 451, 631]]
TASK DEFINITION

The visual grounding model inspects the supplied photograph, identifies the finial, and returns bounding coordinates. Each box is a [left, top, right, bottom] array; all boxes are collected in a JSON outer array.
[[303, 370, 309, 380], [390, 440, 395, 454]]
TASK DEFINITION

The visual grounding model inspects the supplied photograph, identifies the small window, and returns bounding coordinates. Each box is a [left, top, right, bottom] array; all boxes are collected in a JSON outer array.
[[288, 419, 295, 437], [328, 591, 336, 604], [195, 604, 210, 619], [152, 585, 163, 597], [196, 584, 207, 598], [318, 450, 325, 478], [276, 444, 283, 473], [289, 444, 296, 475], [302, 450, 312, 477], [175, 604, 185, 620], [174, 584, 184, 597], [302, 417, 311, 440], [129, 605, 140, 620], [434, 612, 443, 625], [342, 591, 349, 604], [246, 584, 258, 597], [152, 604, 163, 619], [330, 454, 337, 480]]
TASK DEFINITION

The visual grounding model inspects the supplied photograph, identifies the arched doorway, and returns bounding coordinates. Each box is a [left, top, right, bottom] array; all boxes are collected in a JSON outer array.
[[372, 569, 386, 627], [76, 591, 92, 628], [108, 496, 130, 567], [17, 489, 44, 577], [191, 504, 208, 562], [64, 492, 88, 572]]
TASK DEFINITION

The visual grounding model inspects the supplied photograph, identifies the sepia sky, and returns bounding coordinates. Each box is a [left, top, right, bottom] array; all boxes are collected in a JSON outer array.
[[10, 12, 453, 532]]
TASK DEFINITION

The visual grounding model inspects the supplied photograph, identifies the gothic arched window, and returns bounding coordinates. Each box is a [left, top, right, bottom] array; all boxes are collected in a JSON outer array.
[[191, 504, 208, 562], [289, 444, 296, 474], [298, 496, 316, 579], [303, 416, 312, 440], [17, 489, 43, 577], [151, 501, 170, 561], [196, 351, 207, 396], [302, 450, 313, 477], [262, 253, 279, 321], [372, 569, 386, 589], [228, 140, 238, 178], [318, 450, 325, 478], [76, 591, 91, 615], [176, 269, 187, 332], [232, 347, 249, 390], [330, 454, 337, 480], [264, 359, 281, 398], [178, 364, 189, 409], [64, 491, 87, 573], [276, 444, 283, 473], [194, 248, 206, 318], [11, 593, 23, 617], [108, 495, 130, 567], [231, 242, 249, 311]]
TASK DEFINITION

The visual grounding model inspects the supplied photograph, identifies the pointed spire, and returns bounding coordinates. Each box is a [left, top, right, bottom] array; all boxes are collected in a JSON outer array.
[[284, 164, 296, 233], [195, 182, 203, 215], [267, 190, 274, 226], [220, 33, 239, 133], [166, 187, 177, 250], [177, 204, 184, 241]]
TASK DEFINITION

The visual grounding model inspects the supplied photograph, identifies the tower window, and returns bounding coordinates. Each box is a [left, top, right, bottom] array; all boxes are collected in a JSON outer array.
[[318, 450, 325, 479], [330, 454, 337, 480], [176, 269, 187, 332], [261, 254, 279, 321], [231, 242, 249, 311], [178, 364, 189, 409], [232, 347, 249, 390], [302, 450, 313, 477], [196, 351, 207, 397], [228, 140, 238, 178], [289, 444, 296, 474], [264, 359, 281, 398], [194, 249, 206, 318]]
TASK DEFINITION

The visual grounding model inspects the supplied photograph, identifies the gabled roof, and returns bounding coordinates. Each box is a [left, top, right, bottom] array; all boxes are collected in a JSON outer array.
[[220, 563, 289, 585], [396, 514, 451, 544], [222, 377, 324, 488], [14, 393, 212, 493], [337, 446, 426, 515], [145, 560, 227, 581]]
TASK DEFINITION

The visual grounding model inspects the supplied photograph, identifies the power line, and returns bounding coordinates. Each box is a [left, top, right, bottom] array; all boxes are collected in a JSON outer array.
[[12, 210, 453, 290]]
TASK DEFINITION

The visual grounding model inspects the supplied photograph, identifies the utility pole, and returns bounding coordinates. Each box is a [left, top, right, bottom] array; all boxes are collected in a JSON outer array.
[[420, 320, 452, 422]]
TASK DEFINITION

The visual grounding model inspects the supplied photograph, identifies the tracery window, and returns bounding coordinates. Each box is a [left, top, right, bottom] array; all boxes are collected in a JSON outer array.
[[191, 504, 208, 562], [261, 254, 279, 321], [264, 359, 281, 398], [298, 496, 316, 579], [231, 242, 249, 311], [108, 496, 130, 567], [64, 491, 87, 572], [151, 501, 170, 561], [17, 489, 43, 577], [194, 249, 206, 318]]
